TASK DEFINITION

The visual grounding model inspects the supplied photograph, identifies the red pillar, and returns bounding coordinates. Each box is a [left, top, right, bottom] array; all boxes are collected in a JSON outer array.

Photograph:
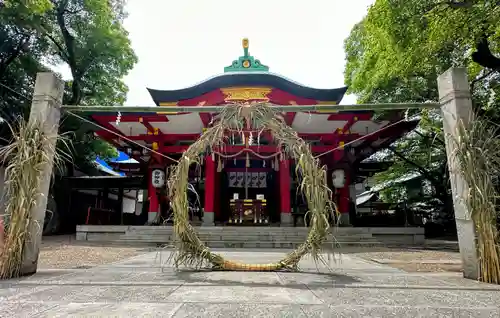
[[203, 155, 215, 226], [279, 159, 292, 225], [147, 167, 160, 223], [214, 165, 220, 221]]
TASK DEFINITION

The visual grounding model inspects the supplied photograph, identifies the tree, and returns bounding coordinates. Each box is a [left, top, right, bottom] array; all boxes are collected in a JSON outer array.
[[0, 1, 137, 233], [0, 0, 137, 172], [344, 0, 500, 219], [38, 0, 137, 172]]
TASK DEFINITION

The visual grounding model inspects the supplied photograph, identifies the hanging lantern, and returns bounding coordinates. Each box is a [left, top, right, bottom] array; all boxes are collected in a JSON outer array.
[[115, 111, 121, 125], [332, 169, 345, 188], [151, 169, 165, 188]]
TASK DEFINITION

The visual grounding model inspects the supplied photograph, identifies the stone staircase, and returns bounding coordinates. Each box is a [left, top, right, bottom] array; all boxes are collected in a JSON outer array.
[[76, 225, 425, 248]]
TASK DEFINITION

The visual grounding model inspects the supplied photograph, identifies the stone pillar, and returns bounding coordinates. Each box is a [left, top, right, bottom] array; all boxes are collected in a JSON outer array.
[[203, 155, 215, 226], [21, 72, 64, 276], [438, 67, 479, 280], [279, 159, 292, 226]]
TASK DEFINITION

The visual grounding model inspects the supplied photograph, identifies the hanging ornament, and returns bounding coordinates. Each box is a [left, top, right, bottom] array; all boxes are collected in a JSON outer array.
[[234, 158, 237, 166], [246, 153, 250, 168], [263, 160, 266, 168], [115, 111, 122, 125]]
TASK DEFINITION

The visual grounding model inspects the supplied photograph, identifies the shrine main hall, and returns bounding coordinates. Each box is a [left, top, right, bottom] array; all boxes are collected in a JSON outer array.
[[87, 38, 417, 227]]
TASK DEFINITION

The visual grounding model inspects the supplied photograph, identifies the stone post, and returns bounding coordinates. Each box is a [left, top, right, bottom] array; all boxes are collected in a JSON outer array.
[[21, 72, 64, 276], [437, 67, 479, 280]]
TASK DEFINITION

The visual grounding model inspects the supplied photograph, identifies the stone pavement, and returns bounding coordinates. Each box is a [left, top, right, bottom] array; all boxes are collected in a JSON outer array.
[[1, 249, 499, 317]]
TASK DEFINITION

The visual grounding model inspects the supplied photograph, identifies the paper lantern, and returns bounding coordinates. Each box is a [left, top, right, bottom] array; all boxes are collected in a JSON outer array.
[[151, 169, 165, 188], [332, 169, 345, 188]]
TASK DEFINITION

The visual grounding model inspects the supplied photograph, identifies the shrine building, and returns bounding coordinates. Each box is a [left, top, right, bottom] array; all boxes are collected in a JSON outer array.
[[89, 38, 418, 227]]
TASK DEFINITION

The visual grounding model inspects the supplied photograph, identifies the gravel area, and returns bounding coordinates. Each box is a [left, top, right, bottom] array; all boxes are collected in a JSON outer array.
[[339, 247, 462, 273], [38, 235, 147, 269], [388, 263, 463, 272], [4, 236, 464, 272]]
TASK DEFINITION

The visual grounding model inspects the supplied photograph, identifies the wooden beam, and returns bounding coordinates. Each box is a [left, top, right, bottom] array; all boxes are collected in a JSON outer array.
[[63, 103, 441, 114]]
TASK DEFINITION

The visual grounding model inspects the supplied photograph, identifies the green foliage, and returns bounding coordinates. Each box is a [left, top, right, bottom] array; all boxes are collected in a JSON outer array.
[[345, 0, 500, 103], [344, 0, 500, 212], [0, 0, 136, 173]]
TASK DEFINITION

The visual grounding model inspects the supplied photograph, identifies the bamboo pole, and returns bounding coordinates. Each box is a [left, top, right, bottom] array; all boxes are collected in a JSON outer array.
[[61, 102, 440, 114]]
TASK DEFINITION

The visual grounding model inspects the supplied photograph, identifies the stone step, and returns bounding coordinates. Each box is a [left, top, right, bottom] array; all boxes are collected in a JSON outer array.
[[116, 235, 380, 245], [82, 237, 401, 248], [125, 230, 370, 237], [127, 226, 368, 233], [122, 236, 376, 243], [121, 233, 376, 241]]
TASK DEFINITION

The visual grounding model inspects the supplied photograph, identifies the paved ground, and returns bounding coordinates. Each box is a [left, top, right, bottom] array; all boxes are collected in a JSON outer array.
[[1, 249, 499, 317]]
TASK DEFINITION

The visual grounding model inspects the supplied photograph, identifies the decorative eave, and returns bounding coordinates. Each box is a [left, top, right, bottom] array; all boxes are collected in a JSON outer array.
[[147, 38, 347, 105], [147, 72, 347, 105]]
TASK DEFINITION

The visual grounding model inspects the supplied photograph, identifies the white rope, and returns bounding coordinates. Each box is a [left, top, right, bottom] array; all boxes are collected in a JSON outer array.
[[65, 110, 179, 162]]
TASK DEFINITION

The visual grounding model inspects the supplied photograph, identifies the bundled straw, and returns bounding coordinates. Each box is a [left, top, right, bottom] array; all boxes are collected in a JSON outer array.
[[0, 119, 69, 279], [452, 118, 500, 284], [167, 103, 339, 271]]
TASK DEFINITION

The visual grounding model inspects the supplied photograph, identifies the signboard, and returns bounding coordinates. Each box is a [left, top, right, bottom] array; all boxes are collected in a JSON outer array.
[[151, 169, 165, 188], [228, 172, 267, 188]]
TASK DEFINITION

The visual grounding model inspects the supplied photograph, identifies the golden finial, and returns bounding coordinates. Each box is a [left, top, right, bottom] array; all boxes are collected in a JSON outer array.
[[242, 38, 249, 57]]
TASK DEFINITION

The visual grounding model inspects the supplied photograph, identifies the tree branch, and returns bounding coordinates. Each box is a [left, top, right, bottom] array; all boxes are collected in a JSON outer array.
[[472, 36, 500, 71], [427, 0, 475, 11], [470, 68, 496, 91], [55, 0, 82, 105], [387, 145, 441, 185], [0, 34, 31, 78], [413, 130, 445, 147], [44, 32, 69, 61]]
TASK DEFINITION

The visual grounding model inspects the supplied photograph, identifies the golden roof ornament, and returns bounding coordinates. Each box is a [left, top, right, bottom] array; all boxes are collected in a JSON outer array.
[[224, 38, 269, 72]]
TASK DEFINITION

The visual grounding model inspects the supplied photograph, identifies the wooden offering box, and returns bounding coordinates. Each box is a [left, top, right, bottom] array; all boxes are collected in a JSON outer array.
[[228, 199, 268, 224]]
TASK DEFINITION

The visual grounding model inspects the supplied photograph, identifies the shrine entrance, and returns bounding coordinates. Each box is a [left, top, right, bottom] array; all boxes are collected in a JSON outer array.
[[216, 158, 280, 225]]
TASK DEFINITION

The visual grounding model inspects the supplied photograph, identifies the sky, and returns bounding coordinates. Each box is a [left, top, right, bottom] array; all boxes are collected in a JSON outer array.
[[117, 0, 374, 106]]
